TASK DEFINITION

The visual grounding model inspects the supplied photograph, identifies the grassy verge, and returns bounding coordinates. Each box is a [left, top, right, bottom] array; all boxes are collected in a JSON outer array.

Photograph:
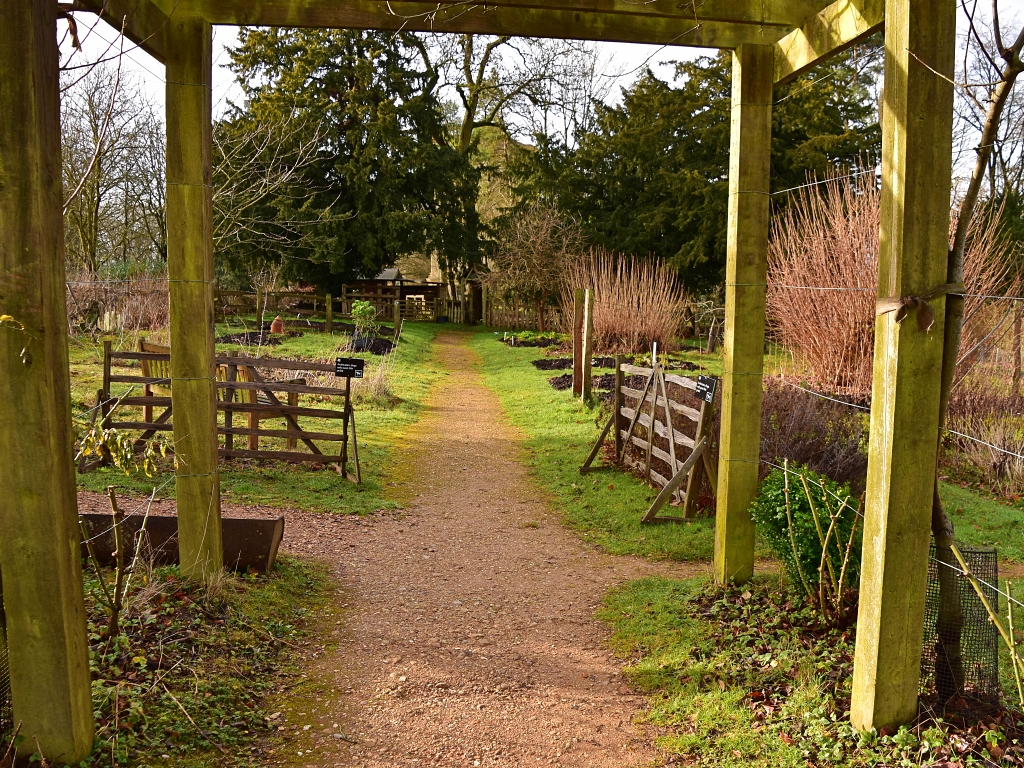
[[601, 575, 1014, 767], [470, 330, 716, 562], [72, 321, 445, 514], [939, 482, 1024, 563], [74, 556, 331, 767]]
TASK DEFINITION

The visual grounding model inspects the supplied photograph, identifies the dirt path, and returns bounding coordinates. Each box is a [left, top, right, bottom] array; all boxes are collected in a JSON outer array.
[[79, 332, 707, 766], [259, 331, 702, 768]]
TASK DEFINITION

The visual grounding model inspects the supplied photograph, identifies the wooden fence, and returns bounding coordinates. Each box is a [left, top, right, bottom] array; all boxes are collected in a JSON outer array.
[[484, 297, 562, 332], [582, 359, 717, 522], [87, 341, 361, 480]]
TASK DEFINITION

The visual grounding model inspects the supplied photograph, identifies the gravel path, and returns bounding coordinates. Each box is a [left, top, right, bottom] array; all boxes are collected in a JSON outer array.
[[80, 331, 707, 766]]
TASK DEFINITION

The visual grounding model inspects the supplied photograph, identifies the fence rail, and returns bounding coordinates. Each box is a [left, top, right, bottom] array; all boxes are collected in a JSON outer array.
[[582, 358, 718, 523], [89, 344, 361, 480]]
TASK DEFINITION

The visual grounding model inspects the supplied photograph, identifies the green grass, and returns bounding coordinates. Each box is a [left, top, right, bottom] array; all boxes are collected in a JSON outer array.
[[601, 575, 1002, 767], [72, 321, 446, 514], [939, 482, 1024, 563], [470, 329, 716, 562], [76, 556, 332, 768]]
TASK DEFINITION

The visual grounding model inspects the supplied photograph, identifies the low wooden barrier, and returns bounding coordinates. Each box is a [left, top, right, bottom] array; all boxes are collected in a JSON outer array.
[[581, 358, 718, 522], [90, 344, 361, 480]]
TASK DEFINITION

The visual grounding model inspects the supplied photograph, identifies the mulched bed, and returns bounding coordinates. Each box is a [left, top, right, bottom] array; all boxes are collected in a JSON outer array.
[[548, 373, 641, 392], [216, 330, 303, 346], [499, 335, 562, 348], [532, 356, 619, 371], [350, 336, 395, 355]]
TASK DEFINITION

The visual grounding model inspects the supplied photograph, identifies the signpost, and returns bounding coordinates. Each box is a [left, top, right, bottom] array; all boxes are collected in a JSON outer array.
[[335, 357, 365, 481], [695, 375, 718, 404]]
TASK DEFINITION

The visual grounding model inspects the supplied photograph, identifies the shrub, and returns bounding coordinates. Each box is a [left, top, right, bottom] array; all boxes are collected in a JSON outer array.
[[350, 300, 379, 339], [750, 465, 861, 617], [759, 378, 868, 492], [766, 167, 1020, 396], [561, 247, 687, 353]]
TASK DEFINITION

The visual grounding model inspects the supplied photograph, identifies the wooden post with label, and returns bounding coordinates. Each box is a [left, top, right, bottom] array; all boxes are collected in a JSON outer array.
[[850, 0, 957, 730], [0, 0, 94, 759], [166, 15, 223, 579], [714, 44, 773, 586]]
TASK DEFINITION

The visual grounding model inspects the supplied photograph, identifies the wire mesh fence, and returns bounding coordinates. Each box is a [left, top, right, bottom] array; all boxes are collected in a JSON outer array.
[[0, 568, 11, 743], [920, 543, 1000, 704]]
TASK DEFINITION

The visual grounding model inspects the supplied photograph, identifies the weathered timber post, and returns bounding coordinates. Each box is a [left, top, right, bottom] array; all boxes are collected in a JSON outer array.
[[572, 288, 585, 396], [850, 0, 956, 730], [582, 289, 595, 402], [613, 354, 625, 458], [326, 293, 333, 334], [714, 44, 773, 586], [0, 0, 94, 758], [166, 15, 223, 579]]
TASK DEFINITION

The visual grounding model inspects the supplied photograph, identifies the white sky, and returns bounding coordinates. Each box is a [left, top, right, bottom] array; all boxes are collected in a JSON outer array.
[[62, 1, 1024, 128], [63, 17, 697, 118]]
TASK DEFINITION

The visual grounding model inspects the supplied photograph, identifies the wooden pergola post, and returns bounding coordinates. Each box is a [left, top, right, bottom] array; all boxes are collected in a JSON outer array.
[[0, 0, 94, 759], [850, 0, 956, 730], [714, 44, 773, 585], [166, 15, 223, 579]]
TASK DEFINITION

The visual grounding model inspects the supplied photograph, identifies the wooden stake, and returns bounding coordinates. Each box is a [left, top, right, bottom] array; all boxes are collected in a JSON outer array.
[[582, 289, 594, 402], [326, 294, 333, 334], [613, 354, 625, 458], [0, 0, 94, 757], [850, 0, 956, 729], [166, 15, 223, 579], [714, 43, 773, 586], [572, 288, 585, 396]]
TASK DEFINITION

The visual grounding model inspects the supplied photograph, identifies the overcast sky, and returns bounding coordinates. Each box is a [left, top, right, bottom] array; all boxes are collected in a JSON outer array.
[[64, 19, 703, 118], [63, 0, 1024, 143]]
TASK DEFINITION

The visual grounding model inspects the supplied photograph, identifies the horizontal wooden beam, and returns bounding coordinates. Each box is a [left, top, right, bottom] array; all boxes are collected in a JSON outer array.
[[72, 0, 170, 60], [155, 0, 810, 47], [773, 0, 883, 84]]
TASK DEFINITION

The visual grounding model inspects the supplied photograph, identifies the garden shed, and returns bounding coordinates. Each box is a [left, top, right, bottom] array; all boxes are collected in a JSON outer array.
[[0, 0, 954, 759]]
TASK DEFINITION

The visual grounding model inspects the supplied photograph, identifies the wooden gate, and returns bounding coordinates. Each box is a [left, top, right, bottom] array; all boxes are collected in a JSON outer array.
[[581, 358, 717, 522], [89, 342, 361, 481]]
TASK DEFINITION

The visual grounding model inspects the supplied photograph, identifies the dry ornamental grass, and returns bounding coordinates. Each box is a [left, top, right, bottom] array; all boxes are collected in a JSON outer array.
[[561, 247, 688, 353]]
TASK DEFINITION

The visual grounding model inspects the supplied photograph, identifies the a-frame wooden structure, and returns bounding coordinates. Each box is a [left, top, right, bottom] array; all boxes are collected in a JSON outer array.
[[0, 0, 952, 756]]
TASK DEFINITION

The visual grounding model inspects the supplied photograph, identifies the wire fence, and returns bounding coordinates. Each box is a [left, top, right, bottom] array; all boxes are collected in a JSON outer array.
[[0, 568, 11, 745]]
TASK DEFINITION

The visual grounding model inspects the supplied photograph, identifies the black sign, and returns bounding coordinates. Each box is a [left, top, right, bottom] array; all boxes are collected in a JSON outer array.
[[695, 375, 718, 404], [334, 357, 365, 379]]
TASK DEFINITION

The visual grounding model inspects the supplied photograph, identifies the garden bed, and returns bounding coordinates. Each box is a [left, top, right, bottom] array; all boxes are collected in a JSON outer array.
[[603, 576, 1024, 767]]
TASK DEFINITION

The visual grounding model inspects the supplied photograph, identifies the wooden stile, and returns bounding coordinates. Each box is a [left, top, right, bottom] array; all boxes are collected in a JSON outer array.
[[580, 359, 718, 523]]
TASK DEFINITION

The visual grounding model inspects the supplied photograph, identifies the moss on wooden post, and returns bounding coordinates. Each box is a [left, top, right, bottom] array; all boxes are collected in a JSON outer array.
[[572, 288, 585, 396], [166, 15, 223, 579], [582, 289, 595, 402], [714, 43, 773, 586], [850, 0, 956, 730], [0, 0, 94, 759], [325, 293, 333, 334]]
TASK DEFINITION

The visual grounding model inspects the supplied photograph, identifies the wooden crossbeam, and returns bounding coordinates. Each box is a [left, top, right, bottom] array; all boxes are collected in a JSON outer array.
[[73, 0, 170, 60], [150, 0, 810, 48], [773, 0, 884, 84], [163, 0, 828, 28]]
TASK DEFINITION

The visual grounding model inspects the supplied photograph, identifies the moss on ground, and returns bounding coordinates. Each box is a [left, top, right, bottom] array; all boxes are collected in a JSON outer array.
[[72, 321, 448, 515]]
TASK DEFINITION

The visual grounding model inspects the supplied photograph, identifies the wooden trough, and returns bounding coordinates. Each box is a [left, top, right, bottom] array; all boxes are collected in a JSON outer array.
[[79, 514, 285, 574]]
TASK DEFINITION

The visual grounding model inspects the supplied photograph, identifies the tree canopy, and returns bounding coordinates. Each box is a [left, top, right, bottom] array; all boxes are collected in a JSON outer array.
[[508, 45, 882, 290], [216, 28, 480, 291]]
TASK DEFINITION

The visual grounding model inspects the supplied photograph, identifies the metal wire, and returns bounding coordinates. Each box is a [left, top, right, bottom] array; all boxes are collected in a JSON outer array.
[[0, 567, 10, 744]]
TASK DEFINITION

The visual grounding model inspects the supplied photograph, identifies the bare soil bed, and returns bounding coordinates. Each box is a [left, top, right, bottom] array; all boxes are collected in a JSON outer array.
[[80, 332, 704, 767]]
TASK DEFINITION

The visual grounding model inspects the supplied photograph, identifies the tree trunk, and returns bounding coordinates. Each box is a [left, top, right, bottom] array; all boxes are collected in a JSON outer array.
[[931, 39, 1024, 705]]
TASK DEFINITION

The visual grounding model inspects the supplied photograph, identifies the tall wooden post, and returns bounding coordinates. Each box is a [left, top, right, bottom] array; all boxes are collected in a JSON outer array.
[[0, 0, 94, 759], [326, 293, 334, 334], [572, 288, 585, 396], [613, 354, 625, 457], [850, 0, 956, 730], [582, 289, 595, 401], [714, 44, 773, 586], [166, 15, 223, 579]]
